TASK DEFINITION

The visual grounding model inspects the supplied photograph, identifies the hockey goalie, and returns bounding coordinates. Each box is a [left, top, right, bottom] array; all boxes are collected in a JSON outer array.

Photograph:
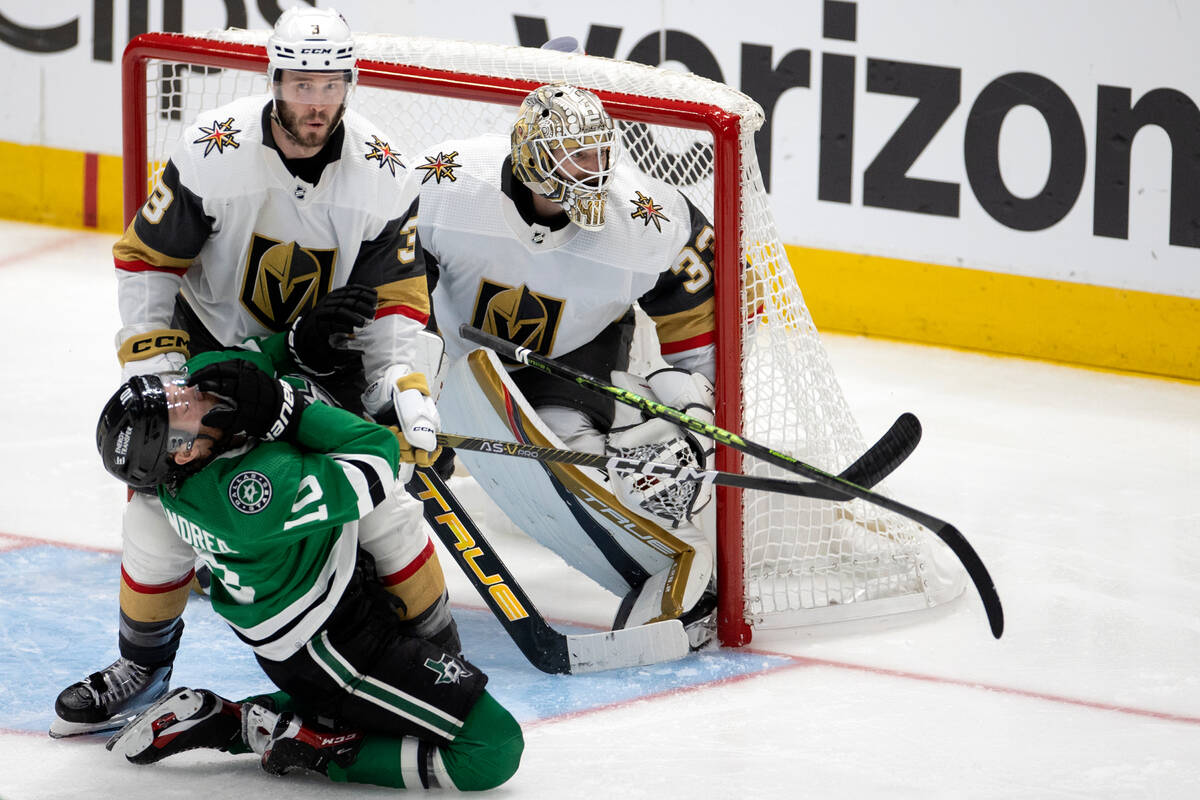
[[412, 83, 722, 649]]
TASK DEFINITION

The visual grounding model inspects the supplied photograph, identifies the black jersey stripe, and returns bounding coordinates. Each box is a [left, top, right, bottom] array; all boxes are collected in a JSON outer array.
[[229, 569, 337, 649], [333, 456, 388, 507]]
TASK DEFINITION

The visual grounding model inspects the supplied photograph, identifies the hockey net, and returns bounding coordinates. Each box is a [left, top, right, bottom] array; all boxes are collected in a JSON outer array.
[[122, 31, 965, 646]]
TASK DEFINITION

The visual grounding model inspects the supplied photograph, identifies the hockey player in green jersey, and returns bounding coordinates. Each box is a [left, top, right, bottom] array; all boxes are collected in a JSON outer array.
[[54, 5, 456, 740], [95, 337, 522, 790]]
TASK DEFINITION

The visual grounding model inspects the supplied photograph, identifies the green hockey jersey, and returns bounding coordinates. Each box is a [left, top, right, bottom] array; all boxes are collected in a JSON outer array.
[[159, 342, 401, 661]]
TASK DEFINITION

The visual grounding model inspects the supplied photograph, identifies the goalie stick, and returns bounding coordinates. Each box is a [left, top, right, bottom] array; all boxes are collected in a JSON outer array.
[[438, 408, 919, 501], [459, 324, 1005, 639], [405, 466, 689, 674]]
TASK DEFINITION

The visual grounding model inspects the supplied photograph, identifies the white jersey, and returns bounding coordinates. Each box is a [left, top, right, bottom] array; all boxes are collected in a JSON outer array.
[[113, 94, 430, 381], [416, 134, 715, 371]]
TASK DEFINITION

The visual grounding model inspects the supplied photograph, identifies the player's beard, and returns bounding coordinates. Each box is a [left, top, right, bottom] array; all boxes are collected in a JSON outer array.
[[275, 100, 339, 150]]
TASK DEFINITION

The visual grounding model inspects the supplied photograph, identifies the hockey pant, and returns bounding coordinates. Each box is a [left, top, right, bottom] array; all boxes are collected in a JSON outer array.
[[117, 484, 450, 667], [253, 562, 523, 791]]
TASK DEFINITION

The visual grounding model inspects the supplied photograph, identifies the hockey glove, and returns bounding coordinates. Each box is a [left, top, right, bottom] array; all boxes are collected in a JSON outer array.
[[287, 284, 378, 377], [605, 368, 716, 527], [188, 360, 307, 443], [387, 425, 441, 468], [117, 328, 190, 381], [363, 365, 442, 465]]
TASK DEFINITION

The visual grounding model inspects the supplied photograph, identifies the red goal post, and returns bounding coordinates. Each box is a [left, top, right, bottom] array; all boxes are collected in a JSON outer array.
[[122, 31, 965, 648]]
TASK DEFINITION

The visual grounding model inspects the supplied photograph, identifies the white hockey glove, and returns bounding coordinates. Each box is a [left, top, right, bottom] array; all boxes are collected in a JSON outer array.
[[605, 368, 716, 527], [117, 328, 189, 381], [363, 365, 442, 475]]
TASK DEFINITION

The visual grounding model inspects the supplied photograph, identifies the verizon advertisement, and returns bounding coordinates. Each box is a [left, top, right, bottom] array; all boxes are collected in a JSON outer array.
[[2, 1, 1197, 298]]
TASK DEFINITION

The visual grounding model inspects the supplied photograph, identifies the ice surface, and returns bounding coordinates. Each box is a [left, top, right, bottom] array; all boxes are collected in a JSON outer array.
[[0, 220, 1197, 799]]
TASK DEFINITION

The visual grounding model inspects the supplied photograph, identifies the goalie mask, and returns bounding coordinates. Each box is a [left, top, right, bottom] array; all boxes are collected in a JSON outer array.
[[511, 84, 618, 230], [96, 372, 214, 490], [267, 6, 357, 146]]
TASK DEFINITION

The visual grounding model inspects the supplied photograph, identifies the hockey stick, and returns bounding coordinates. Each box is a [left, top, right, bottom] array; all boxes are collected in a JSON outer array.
[[405, 466, 689, 673], [459, 325, 1004, 639], [438, 410, 918, 501]]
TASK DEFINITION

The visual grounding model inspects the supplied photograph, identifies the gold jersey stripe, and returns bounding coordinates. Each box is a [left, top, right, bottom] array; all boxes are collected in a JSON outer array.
[[376, 275, 431, 317], [649, 296, 716, 349], [112, 221, 194, 270]]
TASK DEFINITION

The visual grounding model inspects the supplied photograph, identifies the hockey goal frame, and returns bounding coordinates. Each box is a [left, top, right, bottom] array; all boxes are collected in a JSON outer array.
[[123, 31, 967, 650], [122, 31, 754, 645]]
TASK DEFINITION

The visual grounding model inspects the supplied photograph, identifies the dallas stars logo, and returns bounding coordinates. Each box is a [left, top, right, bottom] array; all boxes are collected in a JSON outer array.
[[364, 135, 404, 176], [416, 151, 461, 184], [630, 191, 669, 232], [424, 654, 473, 685], [193, 117, 241, 156], [229, 471, 272, 514]]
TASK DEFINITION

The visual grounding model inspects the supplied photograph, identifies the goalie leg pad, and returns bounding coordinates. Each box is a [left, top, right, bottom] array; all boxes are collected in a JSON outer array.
[[439, 349, 689, 598], [613, 520, 713, 630]]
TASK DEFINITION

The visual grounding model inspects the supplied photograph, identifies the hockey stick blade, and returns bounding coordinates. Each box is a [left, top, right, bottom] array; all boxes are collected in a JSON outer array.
[[406, 466, 689, 672], [439, 415, 917, 500], [459, 325, 1003, 639]]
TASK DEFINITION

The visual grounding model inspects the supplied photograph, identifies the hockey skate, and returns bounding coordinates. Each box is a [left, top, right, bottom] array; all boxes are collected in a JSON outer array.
[[50, 658, 172, 738], [106, 687, 242, 764], [242, 701, 364, 776]]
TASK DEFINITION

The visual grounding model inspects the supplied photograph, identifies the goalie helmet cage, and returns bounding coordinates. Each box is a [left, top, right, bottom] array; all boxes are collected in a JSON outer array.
[[122, 31, 965, 647]]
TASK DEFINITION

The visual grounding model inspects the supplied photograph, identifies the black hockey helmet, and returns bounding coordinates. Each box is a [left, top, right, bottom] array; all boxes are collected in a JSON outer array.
[[96, 373, 183, 490]]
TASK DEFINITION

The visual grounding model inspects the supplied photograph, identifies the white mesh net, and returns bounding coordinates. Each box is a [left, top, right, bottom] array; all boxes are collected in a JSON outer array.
[[129, 30, 965, 641]]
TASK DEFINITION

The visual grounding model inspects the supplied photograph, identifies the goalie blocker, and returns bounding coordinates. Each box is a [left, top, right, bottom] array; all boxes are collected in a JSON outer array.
[[438, 349, 716, 647]]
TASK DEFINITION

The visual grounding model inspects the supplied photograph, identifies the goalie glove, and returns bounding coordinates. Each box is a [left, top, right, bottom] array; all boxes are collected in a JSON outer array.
[[605, 368, 716, 527], [363, 365, 442, 469], [188, 360, 307, 443], [286, 284, 377, 377], [117, 328, 190, 381]]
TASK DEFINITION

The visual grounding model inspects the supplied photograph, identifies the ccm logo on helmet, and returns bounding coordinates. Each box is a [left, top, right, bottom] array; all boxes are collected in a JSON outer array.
[[300, 47, 333, 54]]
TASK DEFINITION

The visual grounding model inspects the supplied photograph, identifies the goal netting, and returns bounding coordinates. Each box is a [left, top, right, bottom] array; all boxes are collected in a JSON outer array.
[[122, 30, 965, 646]]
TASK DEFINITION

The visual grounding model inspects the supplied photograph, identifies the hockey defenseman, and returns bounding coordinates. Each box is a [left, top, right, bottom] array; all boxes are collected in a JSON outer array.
[[417, 84, 720, 648], [52, 7, 452, 737], [95, 342, 523, 790]]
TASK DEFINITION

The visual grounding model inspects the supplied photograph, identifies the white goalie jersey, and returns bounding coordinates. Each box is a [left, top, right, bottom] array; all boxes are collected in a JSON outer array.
[[414, 133, 716, 377]]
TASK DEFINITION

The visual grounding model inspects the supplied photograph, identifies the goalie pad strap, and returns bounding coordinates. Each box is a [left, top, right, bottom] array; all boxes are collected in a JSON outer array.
[[117, 328, 190, 366]]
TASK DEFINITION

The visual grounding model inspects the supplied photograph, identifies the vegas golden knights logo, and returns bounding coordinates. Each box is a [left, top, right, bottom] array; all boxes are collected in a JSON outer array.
[[471, 281, 564, 357], [240, 235, 338, 330]]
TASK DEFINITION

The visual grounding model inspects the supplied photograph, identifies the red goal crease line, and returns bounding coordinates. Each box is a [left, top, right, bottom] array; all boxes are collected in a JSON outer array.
[[529, 651, 1200, 729], [0, 531, 118, 555]]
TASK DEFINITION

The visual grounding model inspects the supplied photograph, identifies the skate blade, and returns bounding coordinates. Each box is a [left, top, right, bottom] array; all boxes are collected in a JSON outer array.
[[104, 688, 203, 758], [48, 713, 137, 739]]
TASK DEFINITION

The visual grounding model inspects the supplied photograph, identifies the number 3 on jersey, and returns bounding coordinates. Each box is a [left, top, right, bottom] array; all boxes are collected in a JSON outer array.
[[141, 182, 175, 224], [671, 224, 714, 293]]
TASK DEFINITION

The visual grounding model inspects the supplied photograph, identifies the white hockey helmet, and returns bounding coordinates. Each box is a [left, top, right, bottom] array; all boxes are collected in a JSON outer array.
[[511, 84, 619, 230], [267, 6, 357, 107]]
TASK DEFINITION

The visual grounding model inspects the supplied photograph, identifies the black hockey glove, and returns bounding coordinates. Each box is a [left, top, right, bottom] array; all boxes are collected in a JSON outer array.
[[188, 360, 307, 443], [287, 284, 378, 377]]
